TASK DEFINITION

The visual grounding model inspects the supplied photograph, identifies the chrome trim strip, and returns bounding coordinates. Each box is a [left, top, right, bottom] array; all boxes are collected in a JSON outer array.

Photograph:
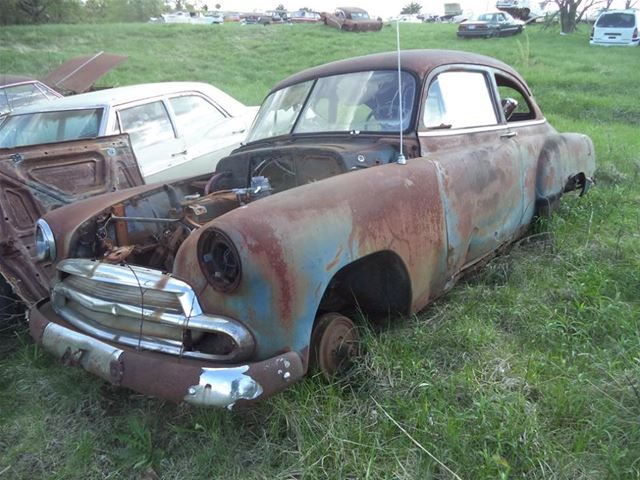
[[418, 118, 547, 137], [41, 322, 124, 382]]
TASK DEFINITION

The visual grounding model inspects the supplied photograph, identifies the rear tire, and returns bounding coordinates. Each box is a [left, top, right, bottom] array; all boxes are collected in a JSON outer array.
[[310, 312, 359, 380]]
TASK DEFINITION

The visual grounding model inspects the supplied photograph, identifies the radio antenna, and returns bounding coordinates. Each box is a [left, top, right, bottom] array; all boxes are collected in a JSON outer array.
[[396, 20, 406, 165]]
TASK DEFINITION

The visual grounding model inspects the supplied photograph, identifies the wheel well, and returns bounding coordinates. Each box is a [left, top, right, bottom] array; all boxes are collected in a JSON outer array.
[[317, 251, 412, 320]]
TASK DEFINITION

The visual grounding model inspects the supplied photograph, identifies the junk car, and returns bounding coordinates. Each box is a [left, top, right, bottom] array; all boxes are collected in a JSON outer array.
[[0, 82, 257, 310], [0, 52, 126, 116], [458, 11, 525, 38], [28, 50, 595, 409], [322, 7, 383, 31]]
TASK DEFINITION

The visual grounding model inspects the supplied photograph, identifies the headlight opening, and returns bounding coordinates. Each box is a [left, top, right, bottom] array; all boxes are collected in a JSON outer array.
[[199, 229, 241, 292], [35, 218, 56, 262]]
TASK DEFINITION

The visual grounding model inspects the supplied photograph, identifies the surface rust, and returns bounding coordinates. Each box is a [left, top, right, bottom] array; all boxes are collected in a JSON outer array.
[[0, 134, 143, 303]]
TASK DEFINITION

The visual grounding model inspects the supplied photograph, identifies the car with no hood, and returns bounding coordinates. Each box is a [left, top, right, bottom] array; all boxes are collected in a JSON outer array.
[[0, 81, 256, 310], [28, 50, 595, 409]]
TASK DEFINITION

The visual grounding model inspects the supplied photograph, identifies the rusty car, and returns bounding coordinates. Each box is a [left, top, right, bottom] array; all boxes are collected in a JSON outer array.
[[0, 82, 257, 313], [27, 50, 595, 409], [322, 7, 383, 31], [0, 52, 126, 116]]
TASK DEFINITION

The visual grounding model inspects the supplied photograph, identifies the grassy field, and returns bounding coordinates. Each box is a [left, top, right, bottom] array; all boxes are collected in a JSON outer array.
[[1, 22, 639, 479]]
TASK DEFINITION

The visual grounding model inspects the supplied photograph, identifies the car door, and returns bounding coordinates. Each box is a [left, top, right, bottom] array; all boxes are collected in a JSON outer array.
[[418, 67, 524, 279], [166, 94, 246, 180], [116, 99, 188, 183]]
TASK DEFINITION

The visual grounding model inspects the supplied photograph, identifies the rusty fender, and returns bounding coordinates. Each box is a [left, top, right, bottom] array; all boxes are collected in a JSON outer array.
[[173, 158, 448, 363], [29, 299, 304, 408]]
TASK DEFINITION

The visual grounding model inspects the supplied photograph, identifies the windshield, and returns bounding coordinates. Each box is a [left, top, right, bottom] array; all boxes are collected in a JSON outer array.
[[247, 70, 416, 143], [0, 108, 103, 148], [596, 13, 635, 28]]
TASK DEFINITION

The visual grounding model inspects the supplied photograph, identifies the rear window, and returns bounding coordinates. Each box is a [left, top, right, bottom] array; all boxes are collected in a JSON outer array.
[[0, 108, 103, 148], [596, 13, 636, 28]]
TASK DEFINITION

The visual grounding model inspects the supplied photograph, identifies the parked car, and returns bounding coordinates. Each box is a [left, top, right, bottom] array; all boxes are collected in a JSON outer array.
[[495, 0, 542, 20], [458, 11, 525, 37], [289, 10, 322, 23], [0, 77, 61, 116], [28, 50, 595, 408], [203, 12, 225, 24], [0, 82, 257, 307], [0, 52, 126, 115], [590, 9, 640, 46], [322, 7, 383, 31]]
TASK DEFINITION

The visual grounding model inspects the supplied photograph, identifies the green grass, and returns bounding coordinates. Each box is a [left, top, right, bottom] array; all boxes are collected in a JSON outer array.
[[1, 22, 639, 479]]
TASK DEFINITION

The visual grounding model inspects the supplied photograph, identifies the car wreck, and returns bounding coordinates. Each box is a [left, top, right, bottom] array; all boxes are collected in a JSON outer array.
[[0, 82, 257, 310], [322, 7, 383, 31], [28, 50, 595, 409], [1, 52, 126, 115]]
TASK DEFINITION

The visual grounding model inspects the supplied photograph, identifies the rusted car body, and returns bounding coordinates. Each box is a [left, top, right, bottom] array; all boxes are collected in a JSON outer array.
[[322, 7, 383, 31], [29, 50, 595, 408]]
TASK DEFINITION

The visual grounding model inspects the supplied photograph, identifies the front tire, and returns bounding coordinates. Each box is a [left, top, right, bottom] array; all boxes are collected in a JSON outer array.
[[310, 312, 359, 379]]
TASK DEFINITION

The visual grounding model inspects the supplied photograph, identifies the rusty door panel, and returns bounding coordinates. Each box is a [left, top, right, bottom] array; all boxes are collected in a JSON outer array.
[[422, 128, 523, 277], [0, 134, 143, 303]]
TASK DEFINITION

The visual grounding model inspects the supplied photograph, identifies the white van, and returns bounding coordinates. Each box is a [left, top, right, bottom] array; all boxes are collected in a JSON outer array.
[[590, 9, 640, 46]]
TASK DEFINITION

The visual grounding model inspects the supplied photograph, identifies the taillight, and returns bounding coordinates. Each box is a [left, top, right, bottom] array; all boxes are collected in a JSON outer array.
[[590, 26, 594, 38], [633, 27, 638, 39]]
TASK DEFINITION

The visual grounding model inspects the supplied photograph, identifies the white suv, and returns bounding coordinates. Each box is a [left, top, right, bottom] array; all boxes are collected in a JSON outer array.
[[590, 9, 640, 46]]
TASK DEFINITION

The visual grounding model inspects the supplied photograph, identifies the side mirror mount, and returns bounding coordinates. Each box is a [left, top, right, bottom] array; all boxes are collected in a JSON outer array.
[[501, 97, 518, 121]]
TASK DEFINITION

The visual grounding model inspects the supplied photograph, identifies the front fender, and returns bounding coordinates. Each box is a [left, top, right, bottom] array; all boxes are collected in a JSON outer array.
[[173, 159, 448, 361]]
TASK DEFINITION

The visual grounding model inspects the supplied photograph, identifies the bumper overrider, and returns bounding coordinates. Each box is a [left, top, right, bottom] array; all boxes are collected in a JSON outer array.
[[28, 259, 304, 408]]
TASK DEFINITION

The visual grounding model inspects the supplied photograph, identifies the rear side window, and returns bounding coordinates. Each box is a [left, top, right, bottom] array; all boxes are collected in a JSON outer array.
[[119, 101, 175, 149], [169, 95, 226, 133], [0, 109, 102, 148], [423, 71, 498, 129], [0, 84, 52, 112], [596, 13, 636, 28]]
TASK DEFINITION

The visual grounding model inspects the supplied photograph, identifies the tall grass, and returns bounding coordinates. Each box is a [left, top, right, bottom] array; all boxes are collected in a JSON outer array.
[[0, 22, 638, 479]]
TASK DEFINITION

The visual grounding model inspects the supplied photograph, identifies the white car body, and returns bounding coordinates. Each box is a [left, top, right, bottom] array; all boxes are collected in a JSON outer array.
[[590, 9, 640, 46], [0, 82, 258, 183]]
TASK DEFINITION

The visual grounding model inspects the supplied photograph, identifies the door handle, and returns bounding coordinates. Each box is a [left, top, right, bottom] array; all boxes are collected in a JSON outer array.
[[500, 131, 517, 138], [232, 128, 246, 134], [171, 150, 187, 157]]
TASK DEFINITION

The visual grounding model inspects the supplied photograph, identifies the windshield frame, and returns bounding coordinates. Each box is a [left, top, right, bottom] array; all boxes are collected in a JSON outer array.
[[245, 69, 420, 145]]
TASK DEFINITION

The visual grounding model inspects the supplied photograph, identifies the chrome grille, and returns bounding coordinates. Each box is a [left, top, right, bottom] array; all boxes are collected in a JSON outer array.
[[51, 259, 254, 362]]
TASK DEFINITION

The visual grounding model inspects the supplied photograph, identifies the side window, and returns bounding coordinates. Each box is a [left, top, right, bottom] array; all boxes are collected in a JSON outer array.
[[495, 74, 535, 122], [4, 84, 49, 110], [169, 95, 226, 136], [119, 101, 175, 149], [423, 71, 498, 130]]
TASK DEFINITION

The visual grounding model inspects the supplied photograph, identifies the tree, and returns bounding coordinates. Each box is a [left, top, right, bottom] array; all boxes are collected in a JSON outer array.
[[555, 0, 600, 33], [276, 3, 285, 11], [400, 2, 421, 14], [215, 3, 221, 9], [625, 0, 637, 7]]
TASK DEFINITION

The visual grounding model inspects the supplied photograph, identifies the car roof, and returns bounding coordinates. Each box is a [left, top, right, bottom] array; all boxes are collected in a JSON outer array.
[[8, 81, 247, 116], [271, 49, 526, 93], [338, 7, 368, 14], [0, 75, 38, 88]]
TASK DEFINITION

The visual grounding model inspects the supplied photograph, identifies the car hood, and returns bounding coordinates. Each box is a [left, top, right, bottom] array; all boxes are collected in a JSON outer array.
[[41, 52, 127, 94]]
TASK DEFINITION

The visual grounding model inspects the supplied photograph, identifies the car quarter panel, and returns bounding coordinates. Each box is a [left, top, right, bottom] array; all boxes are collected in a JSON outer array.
[[172, 159, 448, 360]]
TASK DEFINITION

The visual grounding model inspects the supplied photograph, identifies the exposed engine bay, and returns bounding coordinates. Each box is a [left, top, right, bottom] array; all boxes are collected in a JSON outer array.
[[67, 139, 411, 272]]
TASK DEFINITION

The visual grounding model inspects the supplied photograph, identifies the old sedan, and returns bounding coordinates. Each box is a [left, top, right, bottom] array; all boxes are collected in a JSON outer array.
[[323, 7, 383, 31], [28, 50, 595, 409], [458, 12, 525, 38]]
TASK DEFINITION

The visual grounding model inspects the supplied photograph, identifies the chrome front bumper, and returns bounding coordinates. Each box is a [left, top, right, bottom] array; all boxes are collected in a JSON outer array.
[[29, 300, 304, 408]]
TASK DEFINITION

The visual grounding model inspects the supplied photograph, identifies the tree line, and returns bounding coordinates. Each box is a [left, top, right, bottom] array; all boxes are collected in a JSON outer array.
[[0, 0, 168, 25]]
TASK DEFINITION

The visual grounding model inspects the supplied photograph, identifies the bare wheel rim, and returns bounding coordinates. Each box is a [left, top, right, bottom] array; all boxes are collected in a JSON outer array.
[[312, 313, 359, 379]]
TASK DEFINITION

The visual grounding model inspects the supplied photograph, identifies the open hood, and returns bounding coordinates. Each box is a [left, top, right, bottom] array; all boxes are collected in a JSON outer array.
[[41, 52, 127, 94]]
